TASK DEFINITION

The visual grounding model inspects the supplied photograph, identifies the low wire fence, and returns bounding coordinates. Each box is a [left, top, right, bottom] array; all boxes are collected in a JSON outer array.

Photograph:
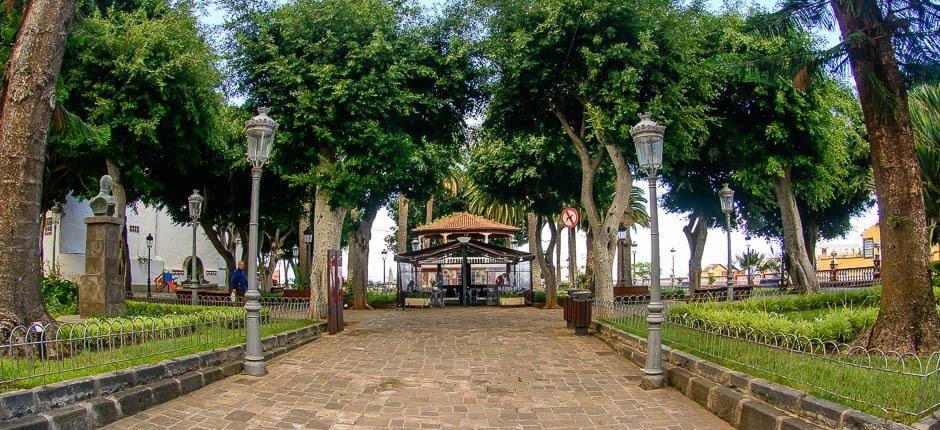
[[593, 295, 940, 423], [0, 297, 314, 390]]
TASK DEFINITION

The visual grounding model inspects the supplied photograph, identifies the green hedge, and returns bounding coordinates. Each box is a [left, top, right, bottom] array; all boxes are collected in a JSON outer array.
[[666, 288, 940, 343]]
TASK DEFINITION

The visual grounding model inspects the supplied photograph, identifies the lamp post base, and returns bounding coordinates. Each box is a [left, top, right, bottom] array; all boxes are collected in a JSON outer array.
[[244, 359, 267, 376], [640, 372, 664, 390]]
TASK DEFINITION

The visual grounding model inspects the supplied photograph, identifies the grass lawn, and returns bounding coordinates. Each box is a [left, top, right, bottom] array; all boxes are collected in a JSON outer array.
[[605, 318, 935, 424], [1, 314, 313, 391]]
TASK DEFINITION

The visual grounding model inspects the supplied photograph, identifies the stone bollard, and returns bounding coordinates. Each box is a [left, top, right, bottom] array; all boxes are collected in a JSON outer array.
[[79, 175, 125, 317]]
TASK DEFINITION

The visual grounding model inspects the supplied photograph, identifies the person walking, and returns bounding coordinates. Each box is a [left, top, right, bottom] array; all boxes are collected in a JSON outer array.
[[230, 261, 249, 298]]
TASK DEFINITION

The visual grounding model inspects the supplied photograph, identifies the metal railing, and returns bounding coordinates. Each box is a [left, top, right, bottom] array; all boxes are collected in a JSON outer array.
[[592, 296, 940, 422], [0, 297, 314, 390]]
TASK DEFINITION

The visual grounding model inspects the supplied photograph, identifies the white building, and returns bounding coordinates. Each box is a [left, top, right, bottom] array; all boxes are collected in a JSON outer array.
[[42, 195, 234, 290]]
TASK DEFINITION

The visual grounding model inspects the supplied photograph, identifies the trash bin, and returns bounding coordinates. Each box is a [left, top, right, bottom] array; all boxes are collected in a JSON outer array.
[[572, 298, 592, 336], [563, 295, 574, 328]]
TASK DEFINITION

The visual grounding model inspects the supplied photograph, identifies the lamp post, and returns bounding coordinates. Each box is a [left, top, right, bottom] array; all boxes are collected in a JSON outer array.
[[381, 250, 388, 286], [631, 240, 637, 284], [617, 228, 627, 286], [146, 234, 154, 298], [719, 183, 734, 302], [830, 250, 839, 282], [670, 247, 676, 288], [745, 235, 752, 286], [244, 107, 278, 377], [303, 227, 313, 287], [873, 243, 881, 280], [187, 189, 204, 306], [291, 245, 299, 288], [50, 202, 62, 274], [630, 112, 666, 388], [412, 238, 420, 251]]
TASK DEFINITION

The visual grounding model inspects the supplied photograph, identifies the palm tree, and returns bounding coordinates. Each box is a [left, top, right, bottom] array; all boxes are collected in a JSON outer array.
[[912, 84, 940, 249], [617, 186, 649, 287], [736, 249, 769, 286]]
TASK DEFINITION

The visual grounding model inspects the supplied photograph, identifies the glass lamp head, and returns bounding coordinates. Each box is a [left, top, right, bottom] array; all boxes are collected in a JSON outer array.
[[246, 107, 278, 168], [187, 189, 204, 220], [146, 233, 154, 249], [719, 183, 734, 214], [292, 245, 299, 258], [630, 112, 665, 174]]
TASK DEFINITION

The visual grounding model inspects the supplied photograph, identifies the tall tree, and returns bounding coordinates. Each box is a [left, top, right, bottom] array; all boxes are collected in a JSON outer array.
[[0, 0, 78, 327], [228, 0, 480, 316], [762, 0, 940, 353], [480, 0, 713, 302]]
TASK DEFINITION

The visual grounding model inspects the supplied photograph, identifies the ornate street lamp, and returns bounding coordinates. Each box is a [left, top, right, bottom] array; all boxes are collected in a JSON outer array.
[[630, 112, 665, 388], [617, 227, 627, 286], [873, 243, 881, 280], [830, 250, 839, 282], [631, 240, 638, 283], [381, 250, 388, 286], [303, 227, 313, 275], [244, 107, 278, 376], [146, 233, 154, 298], [745, 235, 752, 286], [412, 238, 421, 251], [50, 202, 62, 274], [719, 183, 734, 301], [670, 247, 676, 288], [187, 189, 204, 306], [291, 245, 299, 288]]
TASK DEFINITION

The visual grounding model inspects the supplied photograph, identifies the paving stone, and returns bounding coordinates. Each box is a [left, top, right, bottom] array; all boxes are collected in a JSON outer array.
[[103, 308, 732, 429]]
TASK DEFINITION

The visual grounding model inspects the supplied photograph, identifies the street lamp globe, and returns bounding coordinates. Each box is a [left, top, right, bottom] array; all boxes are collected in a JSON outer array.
[[617, 227, 627, 242], [630, 113, 666, 175], [187, 189, 204, 221], [292, 245, 299, 259], [146, 233, 154, 249], [303, 227, 313, 245], [412, 238, 421, 250], [246, 107, 279, 168], [719, 183, 734, 215], [51, 202, 63, 225]]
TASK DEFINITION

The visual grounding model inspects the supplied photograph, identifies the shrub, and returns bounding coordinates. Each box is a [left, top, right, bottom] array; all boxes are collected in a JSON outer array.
[[42, 276, 79, 317]]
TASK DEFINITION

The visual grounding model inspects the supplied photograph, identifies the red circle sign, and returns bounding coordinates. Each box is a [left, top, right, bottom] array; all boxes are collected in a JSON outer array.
[[561, 207, 580, 229]]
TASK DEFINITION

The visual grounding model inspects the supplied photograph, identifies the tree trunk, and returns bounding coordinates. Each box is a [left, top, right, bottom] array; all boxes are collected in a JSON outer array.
[[426, 196, 434, 223], [105, 159, 132, 296], [0, 0, 78, 328], [526, 212, 543, 292], [567, 226, 577, 286], [348, 207, 377, 310], [550, 107, 634, 304], [803, 219, 819, 270], [530, 212, 559, 308], [623, 228, 633, 288], [771, 169, 819, 292], [201, 222, 236, 289], [584, 227, 594, 284], [683, 212, 708, 291], [298, 203, 311, 288], [396, 196, 409, 253], [308, 187, 346, 319], [830, 0, 940, 353], [555, 219, 562, 281]]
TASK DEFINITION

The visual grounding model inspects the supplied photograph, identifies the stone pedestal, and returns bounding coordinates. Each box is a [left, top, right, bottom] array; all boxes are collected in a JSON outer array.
[[79, 216, 125, 317]]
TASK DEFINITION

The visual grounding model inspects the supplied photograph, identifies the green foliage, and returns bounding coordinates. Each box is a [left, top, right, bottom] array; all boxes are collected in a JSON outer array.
[[41, 276, 80, 317], [666, 288, 940, 343]]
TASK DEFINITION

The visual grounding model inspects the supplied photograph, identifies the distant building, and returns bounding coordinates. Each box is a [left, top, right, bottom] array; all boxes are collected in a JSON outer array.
[[42, 195, 236, 289], [814, 223, 940, 270]]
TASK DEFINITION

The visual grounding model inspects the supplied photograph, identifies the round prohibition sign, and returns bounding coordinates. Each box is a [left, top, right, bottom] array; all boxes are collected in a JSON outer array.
[[560, 207, 580, 229]]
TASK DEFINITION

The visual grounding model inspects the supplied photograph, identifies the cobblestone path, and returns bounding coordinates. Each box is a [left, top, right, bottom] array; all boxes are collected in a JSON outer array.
[[106, 307, 731, 429]]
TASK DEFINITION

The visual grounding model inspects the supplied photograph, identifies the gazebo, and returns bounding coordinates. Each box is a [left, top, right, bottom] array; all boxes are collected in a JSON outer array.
[[395, 213, 533, 307]]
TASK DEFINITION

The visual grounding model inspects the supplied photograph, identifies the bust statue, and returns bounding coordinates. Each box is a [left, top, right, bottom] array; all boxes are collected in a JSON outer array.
[[89, 175, 117, 216]]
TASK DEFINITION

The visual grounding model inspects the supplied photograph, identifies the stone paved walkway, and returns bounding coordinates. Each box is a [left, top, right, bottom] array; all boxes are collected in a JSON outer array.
[[106, 307, 731, 429]]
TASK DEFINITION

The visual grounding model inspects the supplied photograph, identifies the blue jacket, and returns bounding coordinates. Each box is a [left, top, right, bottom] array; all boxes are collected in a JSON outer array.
[[230, 268, 248, 293]]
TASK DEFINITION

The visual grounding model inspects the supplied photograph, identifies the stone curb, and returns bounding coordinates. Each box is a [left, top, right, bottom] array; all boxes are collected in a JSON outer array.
[[591, 321, 916, 430], [0, 322, 326, 429]]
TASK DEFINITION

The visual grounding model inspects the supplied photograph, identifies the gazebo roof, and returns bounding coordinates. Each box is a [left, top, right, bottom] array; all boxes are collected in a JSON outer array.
[[413, 212, 520, 236], [394, 239, 533, 264]]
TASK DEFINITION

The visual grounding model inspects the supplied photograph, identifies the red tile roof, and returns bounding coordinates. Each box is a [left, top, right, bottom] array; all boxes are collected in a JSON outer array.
[[413, 212, 520, 235]]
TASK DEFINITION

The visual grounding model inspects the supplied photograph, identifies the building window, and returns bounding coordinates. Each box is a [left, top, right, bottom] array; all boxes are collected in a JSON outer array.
[[44, 225, 53, 235], [862, 238, 874, 258], [129, 225, 140, 233]]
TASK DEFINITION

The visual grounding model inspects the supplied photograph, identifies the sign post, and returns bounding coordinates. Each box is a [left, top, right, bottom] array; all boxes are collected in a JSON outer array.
[[561, 207, 580, 229]]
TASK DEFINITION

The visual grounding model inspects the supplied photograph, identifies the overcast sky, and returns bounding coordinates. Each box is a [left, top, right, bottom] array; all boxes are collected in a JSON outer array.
[[199, 1, 874, 281]]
